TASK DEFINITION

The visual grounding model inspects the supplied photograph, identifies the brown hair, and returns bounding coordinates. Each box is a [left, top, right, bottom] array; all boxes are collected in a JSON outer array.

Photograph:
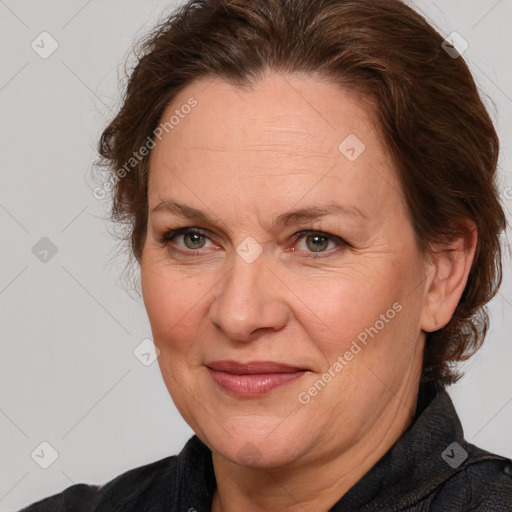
[[97, 0, 508, 386]]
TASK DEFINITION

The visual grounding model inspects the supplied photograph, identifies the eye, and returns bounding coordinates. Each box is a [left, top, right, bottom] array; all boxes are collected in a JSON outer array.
[[158, 227, 216, 253], [292, 230, 347, 256], [157, 227, 348, 257]]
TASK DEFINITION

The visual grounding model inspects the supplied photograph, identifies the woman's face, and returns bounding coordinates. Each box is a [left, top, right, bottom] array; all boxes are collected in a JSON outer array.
[[141, 72, 431, 468]]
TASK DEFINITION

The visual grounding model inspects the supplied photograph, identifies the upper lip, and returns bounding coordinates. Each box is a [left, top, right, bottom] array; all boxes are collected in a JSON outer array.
[[206, 360, 306, 374]]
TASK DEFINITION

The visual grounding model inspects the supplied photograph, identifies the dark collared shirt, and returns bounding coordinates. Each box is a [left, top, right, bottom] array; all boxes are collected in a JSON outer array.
[[20, 385, 512, 511]]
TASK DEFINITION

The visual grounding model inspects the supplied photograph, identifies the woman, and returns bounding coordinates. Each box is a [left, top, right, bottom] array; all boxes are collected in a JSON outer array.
[[21, 0, 512, 510]]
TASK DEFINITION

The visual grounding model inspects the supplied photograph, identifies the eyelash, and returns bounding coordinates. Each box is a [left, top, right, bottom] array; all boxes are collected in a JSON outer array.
[[157, 227, 348, 258]]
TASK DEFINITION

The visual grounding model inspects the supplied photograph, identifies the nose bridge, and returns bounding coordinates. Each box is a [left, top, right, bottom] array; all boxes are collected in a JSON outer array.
[[209, 249, 288, 341]]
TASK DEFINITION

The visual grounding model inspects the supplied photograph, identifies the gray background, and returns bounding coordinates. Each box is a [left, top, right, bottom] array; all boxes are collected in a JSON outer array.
[[0, 0, 511, 509]]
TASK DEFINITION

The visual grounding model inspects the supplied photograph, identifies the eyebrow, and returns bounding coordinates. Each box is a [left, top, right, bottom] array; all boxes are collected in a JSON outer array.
[[152, 200, 367, 228]]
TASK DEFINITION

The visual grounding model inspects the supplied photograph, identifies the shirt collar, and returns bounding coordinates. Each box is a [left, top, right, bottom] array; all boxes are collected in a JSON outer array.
[[330, 382, 461, 510]]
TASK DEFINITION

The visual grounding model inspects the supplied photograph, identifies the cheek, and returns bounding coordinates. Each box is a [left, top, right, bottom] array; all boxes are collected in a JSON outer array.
[[289, 265, 403, 357], [140, 241, 417, 359], [141, 260, 208, 346]]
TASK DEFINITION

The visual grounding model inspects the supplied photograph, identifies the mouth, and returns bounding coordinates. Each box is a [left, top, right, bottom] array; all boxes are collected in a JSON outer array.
[[205, 360, 308, 396]]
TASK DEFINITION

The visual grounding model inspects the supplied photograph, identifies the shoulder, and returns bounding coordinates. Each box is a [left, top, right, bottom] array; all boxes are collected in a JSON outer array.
[[19, 435, 214, 511], [18, 483, 102, 512], [428, 443, 512, 512], [18, 454, 178, 511]]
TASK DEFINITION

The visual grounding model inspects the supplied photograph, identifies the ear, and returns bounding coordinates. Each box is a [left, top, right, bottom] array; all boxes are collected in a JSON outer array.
[[420, 219, 478, 332]]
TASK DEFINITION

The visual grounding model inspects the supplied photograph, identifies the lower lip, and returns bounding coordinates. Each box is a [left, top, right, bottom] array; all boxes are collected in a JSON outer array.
[[207, 368, 306, 396]]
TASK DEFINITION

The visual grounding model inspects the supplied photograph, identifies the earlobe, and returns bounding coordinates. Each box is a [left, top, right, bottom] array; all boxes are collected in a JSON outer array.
[[420, 219, 478, 333]]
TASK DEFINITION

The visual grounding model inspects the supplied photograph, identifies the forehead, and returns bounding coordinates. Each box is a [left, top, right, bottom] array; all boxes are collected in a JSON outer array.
[[147, 73, 403, 218], [155, 73, 376, 155]]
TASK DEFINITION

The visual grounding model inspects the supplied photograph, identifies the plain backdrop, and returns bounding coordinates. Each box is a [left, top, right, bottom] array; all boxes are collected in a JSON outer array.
[[1, 0, 511, 509]]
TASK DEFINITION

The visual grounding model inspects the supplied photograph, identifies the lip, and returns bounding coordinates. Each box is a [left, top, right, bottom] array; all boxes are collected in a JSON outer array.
[[206, 360, 307, 396]]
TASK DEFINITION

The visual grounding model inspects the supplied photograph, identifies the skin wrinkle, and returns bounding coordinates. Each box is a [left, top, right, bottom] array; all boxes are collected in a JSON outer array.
[[140, 73, 476, 512]]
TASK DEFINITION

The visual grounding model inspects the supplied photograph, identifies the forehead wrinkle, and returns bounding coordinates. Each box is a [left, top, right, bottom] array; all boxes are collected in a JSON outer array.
[[183, 143, 334, 155]]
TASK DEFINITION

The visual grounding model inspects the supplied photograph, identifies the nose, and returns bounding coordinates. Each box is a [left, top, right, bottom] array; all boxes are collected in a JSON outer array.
[[208, 251, 289, 342]]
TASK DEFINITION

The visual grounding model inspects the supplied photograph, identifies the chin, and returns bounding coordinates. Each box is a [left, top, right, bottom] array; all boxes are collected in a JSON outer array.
[[200, 418, 310, 468]]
